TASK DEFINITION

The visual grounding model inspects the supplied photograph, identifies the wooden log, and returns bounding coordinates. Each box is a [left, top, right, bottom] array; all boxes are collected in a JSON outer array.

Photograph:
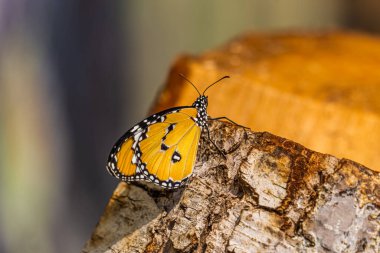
[[83, 121, 380, 252], [83, 32, 380, 252], [155, 31, 380, 171]]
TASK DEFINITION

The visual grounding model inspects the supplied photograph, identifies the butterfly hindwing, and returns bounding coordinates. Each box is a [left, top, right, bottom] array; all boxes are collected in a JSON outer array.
[[107, 116, 149, 182], [107, 106, 201, 189]]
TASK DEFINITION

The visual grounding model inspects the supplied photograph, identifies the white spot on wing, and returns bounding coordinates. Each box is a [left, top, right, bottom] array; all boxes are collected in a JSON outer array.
[[134, 132, 142, 141], [132, 155, 137, 164], [131, 125, 140, 132]]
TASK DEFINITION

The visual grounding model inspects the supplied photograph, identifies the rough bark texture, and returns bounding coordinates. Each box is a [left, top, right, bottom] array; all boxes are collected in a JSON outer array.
[[83, 121, 380, 253]]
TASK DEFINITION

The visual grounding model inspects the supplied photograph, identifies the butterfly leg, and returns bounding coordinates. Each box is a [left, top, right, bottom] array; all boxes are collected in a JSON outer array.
[[206, 127, 227, 159], [209, 116, 249, 129]]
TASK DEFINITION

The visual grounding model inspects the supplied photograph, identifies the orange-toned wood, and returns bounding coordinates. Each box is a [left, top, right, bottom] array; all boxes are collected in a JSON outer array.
[[153, 31, 380, 171]]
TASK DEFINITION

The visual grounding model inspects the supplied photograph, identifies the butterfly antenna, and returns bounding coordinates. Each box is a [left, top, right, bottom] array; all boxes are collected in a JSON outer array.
[[179, 73, 201, 96], [203, 76, 230, 95]]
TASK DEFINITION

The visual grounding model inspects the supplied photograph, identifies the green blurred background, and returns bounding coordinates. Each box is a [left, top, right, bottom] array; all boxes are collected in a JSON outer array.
[[0, 1, 379, 252]]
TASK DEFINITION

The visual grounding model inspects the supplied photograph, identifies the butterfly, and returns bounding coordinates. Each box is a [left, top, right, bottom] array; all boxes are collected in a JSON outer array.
[[106, 75, 233, 189]]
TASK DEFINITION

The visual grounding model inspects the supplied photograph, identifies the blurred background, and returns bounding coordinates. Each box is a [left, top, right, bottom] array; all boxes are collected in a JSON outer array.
[[0, 0, 379, 252]]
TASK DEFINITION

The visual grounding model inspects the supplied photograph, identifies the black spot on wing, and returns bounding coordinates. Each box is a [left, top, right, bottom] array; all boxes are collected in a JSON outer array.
[[167, 123, 175, 133], [171, 151, 181, 163], [161, 143, 169, 151]]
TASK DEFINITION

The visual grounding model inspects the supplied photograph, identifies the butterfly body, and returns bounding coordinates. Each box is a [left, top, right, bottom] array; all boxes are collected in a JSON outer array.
[[107, 95, 209, 189]]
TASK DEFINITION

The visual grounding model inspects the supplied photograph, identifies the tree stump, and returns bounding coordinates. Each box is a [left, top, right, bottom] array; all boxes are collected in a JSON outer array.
[[83, 32, 380, 252]]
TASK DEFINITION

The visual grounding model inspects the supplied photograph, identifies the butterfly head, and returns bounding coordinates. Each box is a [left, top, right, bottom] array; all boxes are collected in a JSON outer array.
[[179, 74, 230, 128], [192, 95, 208, 109]]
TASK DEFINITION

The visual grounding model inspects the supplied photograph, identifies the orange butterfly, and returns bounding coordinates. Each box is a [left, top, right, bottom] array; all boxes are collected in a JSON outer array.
[[107, 75, 231, 189]]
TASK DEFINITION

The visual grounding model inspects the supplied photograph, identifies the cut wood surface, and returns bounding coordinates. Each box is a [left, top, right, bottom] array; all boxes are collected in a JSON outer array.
[[156, 31, 380, 171], [83, 31, 380, 252], [83, 121, 380, 252]]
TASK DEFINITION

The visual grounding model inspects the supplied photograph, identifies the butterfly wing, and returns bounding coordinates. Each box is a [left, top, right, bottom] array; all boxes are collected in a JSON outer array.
[[107, 106, 201, 189]]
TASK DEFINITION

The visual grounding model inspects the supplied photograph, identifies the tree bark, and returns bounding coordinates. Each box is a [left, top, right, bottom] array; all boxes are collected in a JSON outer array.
[[83, 121, 380, 252]]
